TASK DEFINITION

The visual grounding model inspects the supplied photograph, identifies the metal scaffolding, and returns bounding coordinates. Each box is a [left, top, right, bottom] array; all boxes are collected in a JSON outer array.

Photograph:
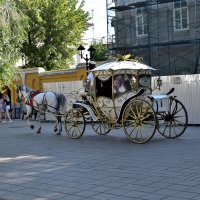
[[106, 0, 200, 75]]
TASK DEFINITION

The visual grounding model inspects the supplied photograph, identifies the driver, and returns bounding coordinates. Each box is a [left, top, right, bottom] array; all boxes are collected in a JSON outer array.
[[86, 61, 96, 90]]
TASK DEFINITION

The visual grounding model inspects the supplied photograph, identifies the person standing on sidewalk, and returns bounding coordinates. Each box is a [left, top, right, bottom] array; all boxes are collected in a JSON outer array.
[[2, 92, 13, 123], [0, 92, 3, 123]]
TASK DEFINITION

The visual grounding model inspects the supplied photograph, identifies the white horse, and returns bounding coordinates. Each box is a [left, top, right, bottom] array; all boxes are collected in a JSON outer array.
[[16, 85, 67, 135]]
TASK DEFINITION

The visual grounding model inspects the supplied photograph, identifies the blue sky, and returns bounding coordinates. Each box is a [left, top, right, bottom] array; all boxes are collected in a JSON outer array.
[[82, 0, 107, 42]]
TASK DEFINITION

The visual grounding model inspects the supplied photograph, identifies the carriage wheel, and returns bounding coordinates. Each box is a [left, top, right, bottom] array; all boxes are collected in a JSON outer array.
[[91, 121, 111, 135], [157, 98, 188, 138], [64, 109, 85, 139], [122, 99, 157, 144]]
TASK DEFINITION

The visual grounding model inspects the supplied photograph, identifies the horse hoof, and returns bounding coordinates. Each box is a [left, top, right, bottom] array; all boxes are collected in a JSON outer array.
[[37, 131, 41, 134], [56, 132, 61, 135], [54, 128, 58, 132], [30, 125, 34, 129]]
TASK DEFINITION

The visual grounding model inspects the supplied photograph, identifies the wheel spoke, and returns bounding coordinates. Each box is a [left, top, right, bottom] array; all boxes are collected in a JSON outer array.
[[130, 105, 138, 119], [91, 121, 111, 135], [173, 118, 186, 126], [172, 107, 183, 116]]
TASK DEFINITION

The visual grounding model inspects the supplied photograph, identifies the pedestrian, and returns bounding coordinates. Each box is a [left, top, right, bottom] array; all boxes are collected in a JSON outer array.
[[2, 92, 13, 123], [0, 92, 3, 123]]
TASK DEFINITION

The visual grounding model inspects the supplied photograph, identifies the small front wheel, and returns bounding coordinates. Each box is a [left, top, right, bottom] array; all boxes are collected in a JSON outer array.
[[64, 109, 85, 139], [91, 121, 111, 135], [122, 99, 157, 144]]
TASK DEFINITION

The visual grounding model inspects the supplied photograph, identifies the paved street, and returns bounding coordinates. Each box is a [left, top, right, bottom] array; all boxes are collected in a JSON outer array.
[[0, 119, 200, 200]]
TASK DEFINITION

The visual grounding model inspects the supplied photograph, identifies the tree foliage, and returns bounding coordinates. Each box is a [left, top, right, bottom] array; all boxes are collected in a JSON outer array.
[[15, 0, 89, 71], [92, 41, 108, 61], [0, 0, 27, 88]]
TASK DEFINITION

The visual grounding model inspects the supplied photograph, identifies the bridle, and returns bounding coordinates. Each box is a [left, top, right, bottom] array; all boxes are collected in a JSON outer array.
[[16, 87, 30, 103]]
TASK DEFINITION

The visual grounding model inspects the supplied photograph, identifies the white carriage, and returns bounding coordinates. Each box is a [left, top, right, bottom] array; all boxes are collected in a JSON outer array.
[[64, 61, 188, 144]]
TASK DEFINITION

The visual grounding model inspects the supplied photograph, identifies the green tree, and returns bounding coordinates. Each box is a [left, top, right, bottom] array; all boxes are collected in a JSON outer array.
[[15, 0, 89, 71], [92, 41, 108, 61], [0, 0, 27, 88]]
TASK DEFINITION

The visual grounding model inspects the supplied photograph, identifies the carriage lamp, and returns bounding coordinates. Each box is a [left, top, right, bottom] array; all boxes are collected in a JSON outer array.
[[77, 45, 96, 75], [157, 77, 163, 90]]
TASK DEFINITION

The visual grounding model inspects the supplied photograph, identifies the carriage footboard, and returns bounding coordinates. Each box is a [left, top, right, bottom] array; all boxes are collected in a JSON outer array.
[[73, 102, 98, 121]]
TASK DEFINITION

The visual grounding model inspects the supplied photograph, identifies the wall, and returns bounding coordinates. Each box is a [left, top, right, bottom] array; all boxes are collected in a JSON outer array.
[[152, 74, 200, 125], [11, 66, 86, 108]]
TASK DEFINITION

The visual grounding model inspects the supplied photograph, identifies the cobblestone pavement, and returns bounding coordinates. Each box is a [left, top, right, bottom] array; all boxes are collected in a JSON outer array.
[[0, 119, 200, 200]]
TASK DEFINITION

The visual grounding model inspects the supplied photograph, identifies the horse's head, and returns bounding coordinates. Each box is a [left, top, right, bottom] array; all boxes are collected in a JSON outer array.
[[16, 85, 28, 103]]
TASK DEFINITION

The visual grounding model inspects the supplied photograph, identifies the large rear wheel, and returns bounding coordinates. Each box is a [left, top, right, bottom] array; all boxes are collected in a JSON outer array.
[[64, 109, 85, 139], [157, 98, 188, 138], [122, 99, 157, 144]]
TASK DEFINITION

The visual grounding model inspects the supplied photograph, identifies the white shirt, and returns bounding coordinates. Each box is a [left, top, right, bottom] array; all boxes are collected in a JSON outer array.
[[87, 72, 94, 81], [87, 72, 94, 87]]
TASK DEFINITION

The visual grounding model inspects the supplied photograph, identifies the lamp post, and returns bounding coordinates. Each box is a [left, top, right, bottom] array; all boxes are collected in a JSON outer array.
[[77, 44, 95, 75]]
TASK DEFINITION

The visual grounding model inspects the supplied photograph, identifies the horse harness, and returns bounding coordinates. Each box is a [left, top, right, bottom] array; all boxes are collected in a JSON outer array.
[[26, 91, 59, 112], [26, 90, 41, 106]]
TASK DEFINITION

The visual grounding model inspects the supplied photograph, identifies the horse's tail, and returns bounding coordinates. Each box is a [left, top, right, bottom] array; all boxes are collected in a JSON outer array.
[[57, 93, 67, 114]]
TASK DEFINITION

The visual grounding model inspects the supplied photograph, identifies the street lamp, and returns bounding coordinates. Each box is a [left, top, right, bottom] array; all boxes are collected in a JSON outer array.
[[77, 44, 95, 75]]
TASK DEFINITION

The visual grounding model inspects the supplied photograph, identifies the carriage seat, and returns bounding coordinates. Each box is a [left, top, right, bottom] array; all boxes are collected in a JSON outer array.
[[96, 91, 136, 120], [149, 94, 170, 112]]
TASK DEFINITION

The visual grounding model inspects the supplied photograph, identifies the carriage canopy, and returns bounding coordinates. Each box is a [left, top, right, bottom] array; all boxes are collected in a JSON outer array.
[[92, 61, 156, 71]]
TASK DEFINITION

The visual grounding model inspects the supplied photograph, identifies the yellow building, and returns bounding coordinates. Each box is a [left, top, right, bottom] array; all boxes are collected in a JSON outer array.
[[10, 66, 86, 108]]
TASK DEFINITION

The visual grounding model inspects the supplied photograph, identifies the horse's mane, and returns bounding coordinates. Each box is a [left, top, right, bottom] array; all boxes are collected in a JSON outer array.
[[18, 84, 33, 93]]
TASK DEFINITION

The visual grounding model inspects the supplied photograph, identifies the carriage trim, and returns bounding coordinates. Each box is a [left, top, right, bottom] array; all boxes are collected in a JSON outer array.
[[73, 102, 98, 121]]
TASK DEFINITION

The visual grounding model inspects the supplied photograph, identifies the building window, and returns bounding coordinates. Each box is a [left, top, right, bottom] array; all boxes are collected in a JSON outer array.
[[136, 8, 148, 36], [173, 0, 189, 31]]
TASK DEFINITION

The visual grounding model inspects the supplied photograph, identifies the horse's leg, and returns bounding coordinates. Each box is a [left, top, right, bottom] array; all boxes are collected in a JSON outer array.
[[25, 106, 34, 129], [36, 112, 41, 134], [54, 116, 59, 133], [56, 116, 62, 135]]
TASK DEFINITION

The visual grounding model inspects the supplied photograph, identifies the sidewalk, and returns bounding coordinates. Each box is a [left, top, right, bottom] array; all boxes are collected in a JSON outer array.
[[0, 120, 200, 200]]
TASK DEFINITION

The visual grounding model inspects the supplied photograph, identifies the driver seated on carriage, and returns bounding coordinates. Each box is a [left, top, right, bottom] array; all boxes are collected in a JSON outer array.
[[80, 61, 96, 103], [84, 61, 96, 91]]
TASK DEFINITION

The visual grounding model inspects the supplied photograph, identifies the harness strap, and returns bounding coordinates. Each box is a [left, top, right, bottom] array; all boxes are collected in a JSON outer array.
[[26, 90, 41, 106], [34, 92, 59, 112]]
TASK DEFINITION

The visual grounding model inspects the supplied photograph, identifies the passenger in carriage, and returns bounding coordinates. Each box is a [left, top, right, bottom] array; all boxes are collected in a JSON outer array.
[[114, 74, 131, 97], [124, 74, 132, 91]]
